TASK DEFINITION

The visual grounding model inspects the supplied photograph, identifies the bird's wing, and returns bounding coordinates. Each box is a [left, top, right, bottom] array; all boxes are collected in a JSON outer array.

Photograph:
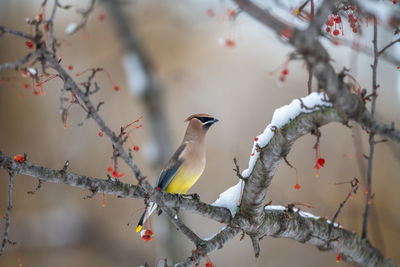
[[155, 142, 187, 190]]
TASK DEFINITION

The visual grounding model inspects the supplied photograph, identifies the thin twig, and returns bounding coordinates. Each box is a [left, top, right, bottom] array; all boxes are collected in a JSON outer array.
[[47, 0, 59, 51], [0, 50, 41, 72], [27, 179, 43, 194], [332, 178, 358, 224], [362, 16, 378, 239], [0, 172, 16, 256], [0, 26, 33, 39], [378, 37, 400, 56], [65, 0, 96, 35]]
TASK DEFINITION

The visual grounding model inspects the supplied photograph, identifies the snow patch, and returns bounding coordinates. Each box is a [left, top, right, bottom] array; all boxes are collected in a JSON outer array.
[[65, 23, 77, 35], [212, 181, 243, 216], [265, 205, 342, 228], [241, 92, 331, 178], [357, 0, 394, 25]]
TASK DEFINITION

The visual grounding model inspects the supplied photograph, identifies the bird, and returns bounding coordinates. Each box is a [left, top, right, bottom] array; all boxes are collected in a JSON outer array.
[[136, 113, 218, 233]]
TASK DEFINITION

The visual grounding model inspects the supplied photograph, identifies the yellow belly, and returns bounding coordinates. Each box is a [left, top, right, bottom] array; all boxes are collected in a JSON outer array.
[[164, 166, 203, 194]]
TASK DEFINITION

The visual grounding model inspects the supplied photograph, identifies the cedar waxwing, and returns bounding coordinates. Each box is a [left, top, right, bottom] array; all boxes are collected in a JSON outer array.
[[136, 114, 218, 233]]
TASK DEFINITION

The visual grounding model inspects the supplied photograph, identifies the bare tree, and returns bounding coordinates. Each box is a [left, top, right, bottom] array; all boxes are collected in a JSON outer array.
[[1, 0, 400, 266]]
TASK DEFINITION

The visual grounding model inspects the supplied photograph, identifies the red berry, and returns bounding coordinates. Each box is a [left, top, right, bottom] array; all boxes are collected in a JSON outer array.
[[326, 27, 331, 33], [133, 146, 139, 151], [352, 28, 357, 33], [33, 90, 39, 95], [114, 85, 120, 91], [294, 183, 301, 190], [334, 16, 341, 23], [333, 29, 339, 36], [107, 167, 112, 173], [98, 13, 105, 21], [112, 170, 118, 178], [68, 65, 73, 71], [14, 154, 25, 163], [317, 158, 325, 167], [280, 28, 292, 38], [25, 41, 34, 49], [281, 69, 289, 76], [350, 6, 355, 10], [254, 137, 258, 141], [206, 8, 215, 17], [98, 131, 103, 137], [141, 229, 153, 241], [205, 261, 214, 267], [225, 39, 235, 47], [23, 83, 30, 89], [336, 255, 342, 262]]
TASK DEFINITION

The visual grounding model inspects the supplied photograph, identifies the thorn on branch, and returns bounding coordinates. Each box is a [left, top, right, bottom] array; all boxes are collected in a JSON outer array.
[[96, 101, 104, 111], [83, 186, 99, 199], [27, 179, 43, 194], [62, 160, 69, 171], [137, 176, 146, 186], [240, 231, 246, 241]]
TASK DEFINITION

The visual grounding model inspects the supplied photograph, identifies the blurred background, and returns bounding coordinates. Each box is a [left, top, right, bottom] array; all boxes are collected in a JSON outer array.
[[0, 0, 400, 266]]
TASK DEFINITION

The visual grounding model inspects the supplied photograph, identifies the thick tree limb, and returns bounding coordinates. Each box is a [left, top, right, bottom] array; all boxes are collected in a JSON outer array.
[[259, 208, 395, 267], [234, 107, 345, 233], [0, 151, 231, 224]]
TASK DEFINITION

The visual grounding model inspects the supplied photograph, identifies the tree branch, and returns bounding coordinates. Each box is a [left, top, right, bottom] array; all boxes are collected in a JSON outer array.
[[233, 0, 400, 144], [234, 107, 345, 233], [259, 207, 395, 267], [0, 26, 33, 39], [0, 151, 231, 224], [0, 50, 41, 72], [0, 171, 15, 256]]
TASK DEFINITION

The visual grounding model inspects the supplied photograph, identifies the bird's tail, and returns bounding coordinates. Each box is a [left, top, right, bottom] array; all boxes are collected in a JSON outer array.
[[136, 202, 157, 233]]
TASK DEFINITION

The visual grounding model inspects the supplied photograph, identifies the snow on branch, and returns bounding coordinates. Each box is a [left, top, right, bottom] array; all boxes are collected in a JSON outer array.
[[241, 92, 331, 178]]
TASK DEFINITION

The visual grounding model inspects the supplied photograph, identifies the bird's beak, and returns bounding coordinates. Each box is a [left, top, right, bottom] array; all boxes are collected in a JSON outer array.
[[211, 118, 219, 124], [203, 118, 219, 128]]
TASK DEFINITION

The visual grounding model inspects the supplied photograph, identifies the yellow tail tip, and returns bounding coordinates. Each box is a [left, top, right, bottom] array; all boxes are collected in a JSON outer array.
[[136, 225, 142, 233]]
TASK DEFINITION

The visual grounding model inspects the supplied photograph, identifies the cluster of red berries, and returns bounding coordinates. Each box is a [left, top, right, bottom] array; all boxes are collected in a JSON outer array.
[[279, 68, 289, 83], [347, 8, 360, 33], [140, 229, 154, 241], [14, 154, 25, 163], [325, 15, 343, 36], [106, 166, 125, 179]]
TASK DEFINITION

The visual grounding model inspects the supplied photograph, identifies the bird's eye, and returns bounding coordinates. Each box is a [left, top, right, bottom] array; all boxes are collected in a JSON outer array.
[[197, 117, 213, 123]]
